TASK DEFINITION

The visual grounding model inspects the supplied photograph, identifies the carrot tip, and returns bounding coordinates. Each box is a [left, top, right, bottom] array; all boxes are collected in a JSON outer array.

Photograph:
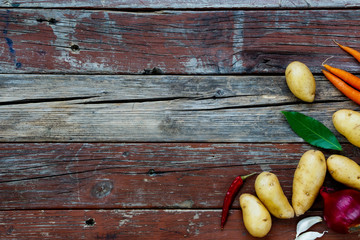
[[321, 56, 334, 66], [332, 39, 340, 46]]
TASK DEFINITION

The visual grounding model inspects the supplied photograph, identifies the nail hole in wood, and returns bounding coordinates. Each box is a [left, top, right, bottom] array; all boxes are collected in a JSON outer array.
[[36, 18, 58, 25], [70, 44, 80, 52], [48, 18, 58, 25], [36, 18, 46, 23], [85, 218, 95, 226], [147, 169, 156, 176]]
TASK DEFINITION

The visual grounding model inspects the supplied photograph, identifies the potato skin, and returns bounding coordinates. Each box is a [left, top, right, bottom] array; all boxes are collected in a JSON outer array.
[[240, 193, 272, 238], [332, 109, 360, 147], [255, 172, 294, 219], [327, 154, 360, 190], [292, 150, 326, 216], [285, 61, 316, 102]]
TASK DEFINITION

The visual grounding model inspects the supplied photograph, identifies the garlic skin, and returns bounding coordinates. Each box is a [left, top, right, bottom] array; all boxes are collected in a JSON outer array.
[[295, 231, 327, 240], [296, 216, 323, 237]]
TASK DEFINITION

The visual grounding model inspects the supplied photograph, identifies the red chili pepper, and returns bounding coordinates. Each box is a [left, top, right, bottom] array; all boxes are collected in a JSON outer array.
[[220, 172, 257, 230]]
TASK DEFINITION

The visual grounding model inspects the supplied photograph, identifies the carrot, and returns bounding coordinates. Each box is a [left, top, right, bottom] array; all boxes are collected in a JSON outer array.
[[322, 64, 360, 90], [322, 70, 360, 105], [333, 40, 360, 63]]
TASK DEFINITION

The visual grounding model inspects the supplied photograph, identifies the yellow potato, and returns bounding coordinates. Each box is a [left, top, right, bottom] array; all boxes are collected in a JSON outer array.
[[285, 61, 316, 102], [240, 193, 272, 238], [292, 150, 326, 216], [255, 172, 294, 219], [327, 154, 360, 190], [332, 109, 360, 147]]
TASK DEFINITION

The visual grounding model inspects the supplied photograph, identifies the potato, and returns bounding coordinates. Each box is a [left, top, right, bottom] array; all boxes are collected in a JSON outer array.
[[292, 150, 326, 216], [285, 61, 316, 102], [327, 154, 360, 190], [332, 109, 360, 147], [239, 193, 272, 238], [255, 172, 294, 219]]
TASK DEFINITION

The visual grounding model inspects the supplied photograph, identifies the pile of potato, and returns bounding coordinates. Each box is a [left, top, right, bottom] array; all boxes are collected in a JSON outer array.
[[240, 151, 360, 238]]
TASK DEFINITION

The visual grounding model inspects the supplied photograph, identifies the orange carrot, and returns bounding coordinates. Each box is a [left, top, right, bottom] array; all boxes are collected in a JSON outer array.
[[323, 64, 360, 90], [333, 40, 360, 63], [322, 70, 360, 105]]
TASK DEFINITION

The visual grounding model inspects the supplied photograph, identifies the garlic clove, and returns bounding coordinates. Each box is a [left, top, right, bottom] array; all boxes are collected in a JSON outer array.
[[295, 231, 327, 240], [296, 216, 323, 237]]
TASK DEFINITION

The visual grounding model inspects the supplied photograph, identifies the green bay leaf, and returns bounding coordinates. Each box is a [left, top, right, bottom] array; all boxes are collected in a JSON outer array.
[[282, 111, 342, 151]]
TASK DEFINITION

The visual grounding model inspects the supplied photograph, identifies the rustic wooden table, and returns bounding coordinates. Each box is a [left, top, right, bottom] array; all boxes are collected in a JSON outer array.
[[1, 1, 360, 239]]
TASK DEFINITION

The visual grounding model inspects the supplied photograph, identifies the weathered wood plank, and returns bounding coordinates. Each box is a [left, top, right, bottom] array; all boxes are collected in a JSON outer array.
[[0, 9, 360, 74], [0, 74, 347, 104], [0, 74, 358, 142], [0, 209, 358, 240], [1, 0, 360, 9], [0, 143, 358, 210]]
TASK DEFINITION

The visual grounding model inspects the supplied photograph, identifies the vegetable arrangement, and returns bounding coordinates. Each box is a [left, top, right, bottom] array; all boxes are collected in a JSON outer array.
[[221, 151, 360, 238], [220, 42, 360, 238]]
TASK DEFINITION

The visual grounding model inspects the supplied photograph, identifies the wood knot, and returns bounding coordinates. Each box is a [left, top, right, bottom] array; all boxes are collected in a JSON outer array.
[[91, 180, 113, 199]]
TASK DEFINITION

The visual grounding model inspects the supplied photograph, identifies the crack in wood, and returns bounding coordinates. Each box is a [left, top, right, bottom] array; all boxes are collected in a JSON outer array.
[[0, 96, 99, 105], [0, 167, 127, 184], [77, 96, 195, 104], [175, 99, 350, 111]]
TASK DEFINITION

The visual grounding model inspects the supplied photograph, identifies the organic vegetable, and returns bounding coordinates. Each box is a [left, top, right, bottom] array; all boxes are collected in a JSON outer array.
[[296, 216, 323, 237], [322, 70, 360, 105], [254, 172, 294, 219], [320, 186, 360, 233], [327, 155, 360, 190], [295, 231, 327, 240], [239, 193, 272, 238], [332, 109, 360, 147], [334, 40, 360, 63], [282, 111, 342, 151], [322, 64, 360, 90], [220, 172, 256, 229], [285, 61, 316, 102], [292, 150, 327, 216]]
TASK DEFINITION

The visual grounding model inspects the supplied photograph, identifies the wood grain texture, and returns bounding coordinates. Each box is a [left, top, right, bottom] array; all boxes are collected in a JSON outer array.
[[0, 143, 359, 210], [1, 9, 360, 74], [1, 0, 360, 9], [1, 74, 358, 142]]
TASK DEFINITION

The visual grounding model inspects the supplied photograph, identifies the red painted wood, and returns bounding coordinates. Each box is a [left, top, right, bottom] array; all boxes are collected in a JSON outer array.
[[1, 0, 360, 9], [0, 9, 360, 74], [0, 209, 358, 239], [1, 3, 360, 239], [0, 143, 359, 210]]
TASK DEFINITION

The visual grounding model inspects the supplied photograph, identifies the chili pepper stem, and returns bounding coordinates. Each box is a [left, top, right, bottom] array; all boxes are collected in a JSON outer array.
[[241, 172, 258, 181]]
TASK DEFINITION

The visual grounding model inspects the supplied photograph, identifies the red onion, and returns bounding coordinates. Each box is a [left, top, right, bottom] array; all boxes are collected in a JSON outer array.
[[320, 186, 360, 233]]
